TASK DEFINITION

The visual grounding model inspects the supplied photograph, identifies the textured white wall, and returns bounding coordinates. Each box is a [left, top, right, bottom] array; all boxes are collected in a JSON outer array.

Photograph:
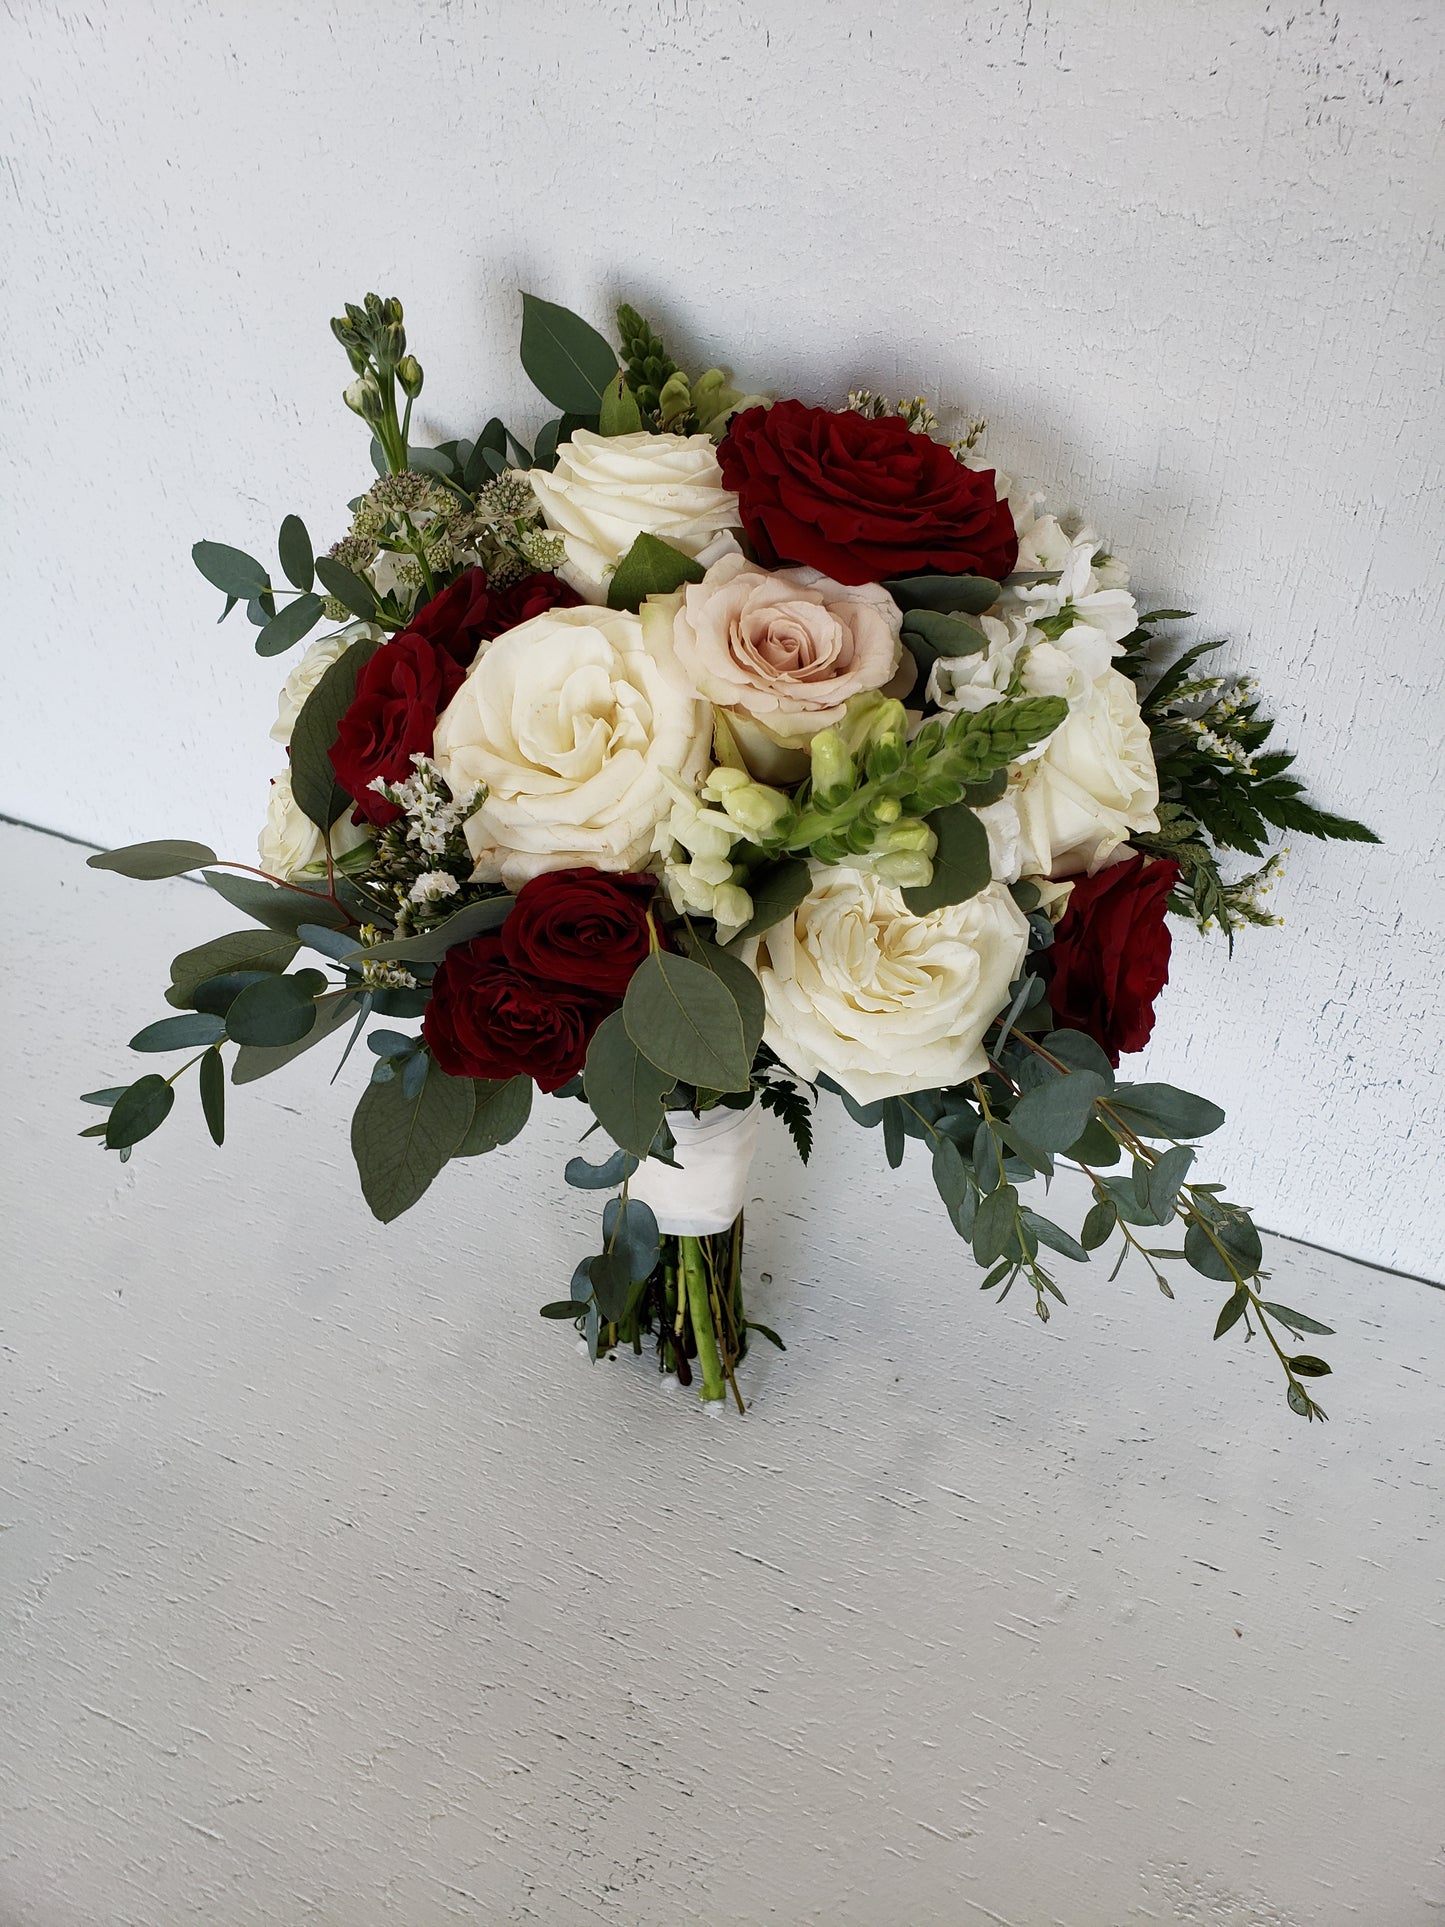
[[3, 0, 1442, 1276]]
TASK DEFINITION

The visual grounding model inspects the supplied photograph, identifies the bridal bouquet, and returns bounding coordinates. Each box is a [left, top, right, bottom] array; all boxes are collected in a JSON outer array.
[[83, 292, 1374, 1418]]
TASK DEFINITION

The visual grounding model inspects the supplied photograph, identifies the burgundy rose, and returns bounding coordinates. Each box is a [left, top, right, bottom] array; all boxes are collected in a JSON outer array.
[[423, 934, 610, 1092], [718, 400, 1019, 587], [502, 868, 657, 996], [1046, 853, 1181, 1065], [329, 632, 467, 826], [409, 565, 580, 669]]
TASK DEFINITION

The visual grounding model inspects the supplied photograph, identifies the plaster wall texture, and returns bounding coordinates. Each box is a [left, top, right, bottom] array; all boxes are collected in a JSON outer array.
[[4, 819, 1445, 1925]]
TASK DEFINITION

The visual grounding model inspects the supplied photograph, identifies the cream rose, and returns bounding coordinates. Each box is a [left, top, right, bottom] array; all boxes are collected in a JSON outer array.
[[433, 602, 710, 887], [258, 769, 372, 879], [270, 621, 383, 746], [1006, 667, 1160, 878], [742, 866, 1029, 1104], [527, 428, 742, 603]]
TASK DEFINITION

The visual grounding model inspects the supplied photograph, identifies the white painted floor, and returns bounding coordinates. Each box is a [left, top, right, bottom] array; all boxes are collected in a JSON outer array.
[[3, 819, 1444, 1926]]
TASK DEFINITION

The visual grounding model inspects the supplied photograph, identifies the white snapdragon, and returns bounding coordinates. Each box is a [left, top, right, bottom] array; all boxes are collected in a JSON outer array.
[[652, 769, 755, 940], [999, 513, 1138, 651]]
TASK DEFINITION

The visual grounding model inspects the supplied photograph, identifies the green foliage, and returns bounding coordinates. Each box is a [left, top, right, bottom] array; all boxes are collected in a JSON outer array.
[[350, 1055, 475, 1221], [129, 1012, 227, 1053], [345, 895, 512, 965], [605, 532, 706, 611], [289, 635, 384, 829], [198, 1047, 226, 1145], [193, 541, 269, 600], [202, 871, 349, 935], [454, 1077, 532, 1156], [598, 371, 644, 436], [312, 555, 378, 622], [729, 859, 812, 941], [1123, 624, 1379, 937], [225, 970, 326, 1047], [885, 573, 1001, 617], [88, 840, 218, 880], [277, 514, 314, 592], [901, 802, 991, 914], [166, 929, 300, 1007], [255, 595, 325, 658], [105, 1074, 175, 1150], [231, 992, 359, 1084], [623, 952, 754, 1094], [520, 292, 620, 414], [584, 1010, 675, 1158], [755, 1056, 814, 1163]]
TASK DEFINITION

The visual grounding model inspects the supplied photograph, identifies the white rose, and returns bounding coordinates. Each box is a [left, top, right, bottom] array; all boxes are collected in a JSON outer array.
[[270, 621, 383, 745], [527, 428, 742, 603], [1009, 666, 1160, 877], [433, 602, 710, 887], [742, 866, 1029, 1104], [258, 769, 372, 879]]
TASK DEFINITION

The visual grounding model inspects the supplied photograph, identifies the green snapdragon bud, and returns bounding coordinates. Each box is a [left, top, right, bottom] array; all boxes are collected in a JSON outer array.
[[875, 818, 936, 856], [397, 355, 424, 399], [657, 370, 693, 427], [872, 851, 935, 890], [810, 729, 855, 806]]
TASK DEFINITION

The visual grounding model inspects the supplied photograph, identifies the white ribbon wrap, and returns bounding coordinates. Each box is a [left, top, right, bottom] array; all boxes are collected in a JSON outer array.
[[628, 1103, 761, 1236]]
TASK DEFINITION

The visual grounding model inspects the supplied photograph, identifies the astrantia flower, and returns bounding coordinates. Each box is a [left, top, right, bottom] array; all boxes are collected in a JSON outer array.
[[742, 865, 1029, 1103], [432, 602, 710, 888]]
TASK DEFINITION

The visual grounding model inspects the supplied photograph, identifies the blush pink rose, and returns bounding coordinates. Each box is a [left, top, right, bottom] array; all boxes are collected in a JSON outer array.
[[671, 553, 903, 750]]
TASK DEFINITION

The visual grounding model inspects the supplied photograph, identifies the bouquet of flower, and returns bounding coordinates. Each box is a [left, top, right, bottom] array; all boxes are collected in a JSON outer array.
[[84, 291, 1375, 1418]]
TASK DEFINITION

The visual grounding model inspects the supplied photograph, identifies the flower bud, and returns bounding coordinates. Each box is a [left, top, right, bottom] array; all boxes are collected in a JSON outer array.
[[867, 794, 902, 826], [719, 781, 793, 840], [344, 375, 384, 424], [657, 370, 692, 426], [711, 883, 754, 935], [397, 355, 424, 399], [871, 851, 935, 889], [875, 818, 936, 856], [809, 729, 855, 806]]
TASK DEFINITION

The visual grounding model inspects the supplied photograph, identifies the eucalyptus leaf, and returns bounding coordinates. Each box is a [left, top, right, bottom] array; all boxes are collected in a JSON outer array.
[[129, 1012, 228, 1053], [167, 929, 300, 1007], [350, 1057, 476, 1222], [883, 573, 1001, 617], [105, 1074, 175, 1150], [1080, 1198, 1117, 1249], [972, 1183, 1019, 1267], [689, 939, 765, 1065], [255, 594, 325, 658], [1110, 1082, 1227, 1139], [80, 1087, 128, 1107], [1008, 1069, 1109, 1152], [312, 555, 378, 620], [290, 634, 385, 829], [587, 1250, 633, 1323], [192, 540, 270, 600], [1042, 1031, 1117, 1084], [519, 291, 620, 414], [454, 1076, 532, 1156], [901, 609, 989, 657], [583, 1010, 674, 1158], [343, 895, 512, 966], [277, 514, 314, 592], [198, 1046, 225, 1145], [1186, 1214, 1264, 1283], [202, 870, 349, 934], [231, 992, 358, 1084], [604, 1194, 660, 1284], [565, 1146, 639, 1191], [623, 952, 752, 1092], [605, 532, 706, 612], [902, 804, 991, 915], [88, 840, 218, 880], [296, 922, 361, 961], [1213, 1286, 1249, 1339], [225, 972, 324, 1048], [1259, 1301, 1335, 1337], [731, 858, 813, 943]]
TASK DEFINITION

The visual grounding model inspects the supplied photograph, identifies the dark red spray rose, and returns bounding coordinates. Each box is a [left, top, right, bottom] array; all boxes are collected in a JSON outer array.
[[1046, 853, 1182, 1066], [409, 566, 581, 669], [502, 868, 657, 996], [423, 934, 610, 1091], [718, 400, 1019, 587], [329, 632, 467, 826]]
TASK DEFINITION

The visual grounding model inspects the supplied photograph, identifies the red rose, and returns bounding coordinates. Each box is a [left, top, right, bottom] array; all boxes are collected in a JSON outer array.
[[423, 934, 609, 1092], [502, 868, 657, 996], [718, 400, 1019, 587], [329, 632, 466, 826], [1046, 853, 1181, 1065], [409, 566, 580, 668]]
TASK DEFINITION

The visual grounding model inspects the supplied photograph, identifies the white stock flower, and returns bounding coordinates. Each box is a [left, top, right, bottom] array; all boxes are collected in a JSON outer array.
[[1001, 513, 1138, 649], [742, 866, 1029, 1104], [258, 769, 372, 879], [433, 602, 710, 887], [527, 428, 742, 602], [927, 612, 1113, 726], [269, 622, 382, 746]]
